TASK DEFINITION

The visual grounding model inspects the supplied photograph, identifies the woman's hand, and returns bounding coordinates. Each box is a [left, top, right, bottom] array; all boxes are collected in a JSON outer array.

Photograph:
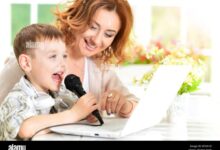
[[100, 90, 133, 117]]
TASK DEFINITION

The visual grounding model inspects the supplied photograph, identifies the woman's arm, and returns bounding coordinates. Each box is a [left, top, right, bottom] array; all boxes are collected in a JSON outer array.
[[87, 59, 138, 118], [0, 55, 23, 104]]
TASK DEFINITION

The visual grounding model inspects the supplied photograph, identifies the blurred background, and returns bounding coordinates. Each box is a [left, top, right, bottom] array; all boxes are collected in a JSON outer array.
[[0, 0, 220, 98]]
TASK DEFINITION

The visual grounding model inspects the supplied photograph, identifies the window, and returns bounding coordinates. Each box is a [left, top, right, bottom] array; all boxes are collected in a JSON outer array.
[[11, 4, 57, 43], [131, 0, 213, 83], [11, 4, 30, 44], [151, 6, 181, 47], [38, 4, 56, 24]]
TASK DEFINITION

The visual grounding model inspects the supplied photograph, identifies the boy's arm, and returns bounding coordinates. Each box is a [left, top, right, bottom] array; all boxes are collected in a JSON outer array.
[[18, 109, 79, 139], [18, 93, 99, 139]]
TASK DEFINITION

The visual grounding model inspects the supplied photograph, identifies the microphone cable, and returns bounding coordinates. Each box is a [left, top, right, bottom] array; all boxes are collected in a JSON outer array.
[[28, 119, 102, 141]]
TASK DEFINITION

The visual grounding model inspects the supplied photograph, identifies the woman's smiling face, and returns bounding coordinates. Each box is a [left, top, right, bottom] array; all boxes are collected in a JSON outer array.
[[75, 8, 121, 57]]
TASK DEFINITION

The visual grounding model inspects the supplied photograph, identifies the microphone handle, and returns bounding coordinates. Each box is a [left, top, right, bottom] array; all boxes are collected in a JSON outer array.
[[92, 109, 104, 125], [77, 89, 104, 125]]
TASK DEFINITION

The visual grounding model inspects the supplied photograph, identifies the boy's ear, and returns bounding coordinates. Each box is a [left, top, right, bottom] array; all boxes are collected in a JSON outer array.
[[18, 54, 32, 72]]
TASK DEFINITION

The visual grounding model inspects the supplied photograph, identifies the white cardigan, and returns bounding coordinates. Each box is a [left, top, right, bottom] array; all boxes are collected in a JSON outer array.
[[0, 56, 24, 104], [0, 56, 138, 104]]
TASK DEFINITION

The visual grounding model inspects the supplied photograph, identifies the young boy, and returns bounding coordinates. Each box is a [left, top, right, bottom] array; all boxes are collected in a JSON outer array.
[[0, 24, 98, 140]]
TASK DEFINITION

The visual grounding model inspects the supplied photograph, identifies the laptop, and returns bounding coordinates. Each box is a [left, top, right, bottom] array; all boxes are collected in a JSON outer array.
[[50, 65, 190, 139]]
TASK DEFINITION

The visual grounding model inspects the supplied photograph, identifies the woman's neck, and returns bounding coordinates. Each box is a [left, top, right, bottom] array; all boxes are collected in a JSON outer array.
[[67, 46, 84, 60], [66, 47, 85, 82]]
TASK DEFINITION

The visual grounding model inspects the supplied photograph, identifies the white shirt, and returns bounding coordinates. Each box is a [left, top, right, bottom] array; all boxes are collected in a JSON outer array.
[[82, 57, 89, 93], [0, 76, 77, 140]]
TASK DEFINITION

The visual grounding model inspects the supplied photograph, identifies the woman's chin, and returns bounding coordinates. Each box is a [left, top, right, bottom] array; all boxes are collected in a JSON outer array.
[[82, 52, 94, 57]]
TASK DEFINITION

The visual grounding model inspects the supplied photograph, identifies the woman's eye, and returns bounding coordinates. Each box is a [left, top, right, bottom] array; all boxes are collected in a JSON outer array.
[[105, 33, 114, 38], [49, 55, 56, 59], [90, 25, 97, 30], [63, 54, 68, 59]]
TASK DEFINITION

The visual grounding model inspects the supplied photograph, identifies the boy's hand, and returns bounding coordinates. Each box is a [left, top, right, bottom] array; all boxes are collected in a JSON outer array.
[[86, 114, 98, 123], [70, 93, 98, 121]]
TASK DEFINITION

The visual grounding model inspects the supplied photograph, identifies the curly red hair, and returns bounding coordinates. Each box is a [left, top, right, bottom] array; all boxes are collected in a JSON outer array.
[[55, 0, 133, 63]]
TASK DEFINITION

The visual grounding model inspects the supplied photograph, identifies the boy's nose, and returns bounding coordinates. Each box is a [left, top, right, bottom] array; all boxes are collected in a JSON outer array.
[[59, 58, 66, 69]]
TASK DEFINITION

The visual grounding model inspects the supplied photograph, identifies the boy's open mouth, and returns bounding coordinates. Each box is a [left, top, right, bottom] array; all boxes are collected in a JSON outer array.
[[52, 72, 63, 83]]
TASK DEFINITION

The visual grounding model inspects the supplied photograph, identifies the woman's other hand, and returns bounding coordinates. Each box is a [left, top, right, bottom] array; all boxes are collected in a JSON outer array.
[[100, 90, 134, 117]]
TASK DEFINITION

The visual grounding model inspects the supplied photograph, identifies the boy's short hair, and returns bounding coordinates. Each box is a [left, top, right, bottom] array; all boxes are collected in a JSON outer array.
[[13, 24, 64, 59]]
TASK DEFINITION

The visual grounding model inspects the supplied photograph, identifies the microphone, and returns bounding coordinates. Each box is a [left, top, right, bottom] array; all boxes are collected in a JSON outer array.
[[64, 74, 104, 125]]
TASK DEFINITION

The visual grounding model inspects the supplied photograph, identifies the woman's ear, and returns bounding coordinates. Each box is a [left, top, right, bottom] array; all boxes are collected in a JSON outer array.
[[18, 54, 32, 72]]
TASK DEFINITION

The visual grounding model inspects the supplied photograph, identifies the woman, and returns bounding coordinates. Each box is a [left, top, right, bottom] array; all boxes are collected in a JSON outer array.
[[0, 0, 138, 120]]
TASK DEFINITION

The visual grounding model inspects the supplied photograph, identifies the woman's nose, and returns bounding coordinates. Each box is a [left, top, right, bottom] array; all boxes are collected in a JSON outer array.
[[91, 32, 102, 46]]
